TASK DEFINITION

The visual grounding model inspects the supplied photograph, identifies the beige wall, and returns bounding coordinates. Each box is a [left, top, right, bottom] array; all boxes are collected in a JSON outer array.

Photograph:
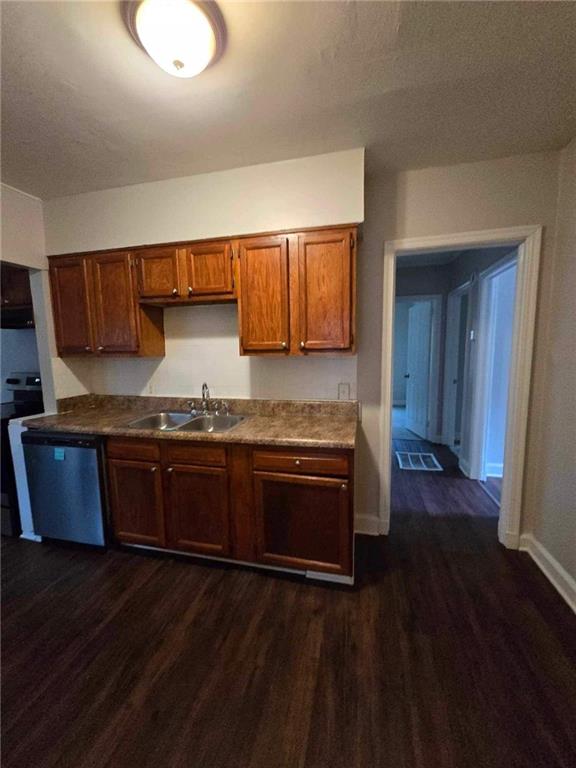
[[357, 150, 561, 532], [43, 149, 364, 406], [1, 184, 47, 269], [44, 149, 364, 254], [526, 138, 576, 578]]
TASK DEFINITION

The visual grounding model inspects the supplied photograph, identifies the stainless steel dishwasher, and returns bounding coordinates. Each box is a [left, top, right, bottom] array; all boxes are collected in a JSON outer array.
[[22, 432, 107, 546]]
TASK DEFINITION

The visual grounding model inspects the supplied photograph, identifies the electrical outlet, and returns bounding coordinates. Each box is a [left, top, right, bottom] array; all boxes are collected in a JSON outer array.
[[338, 382, 350, 400]]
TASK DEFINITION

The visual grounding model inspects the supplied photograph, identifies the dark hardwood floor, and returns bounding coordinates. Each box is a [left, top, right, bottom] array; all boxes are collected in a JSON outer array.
[[3, 450, 576, 768], [481, 475, 503, 505]]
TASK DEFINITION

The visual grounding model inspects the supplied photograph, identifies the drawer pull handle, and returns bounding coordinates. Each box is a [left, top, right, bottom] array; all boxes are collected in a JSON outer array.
[[295, 459, 301, 466], [172, 288, 178, 295], [150, 466, 157, 473], [166, 467, 173, 473], [84, 346, 91, 352], [97, 346, 104, 352], [341, 484, 347, 491]]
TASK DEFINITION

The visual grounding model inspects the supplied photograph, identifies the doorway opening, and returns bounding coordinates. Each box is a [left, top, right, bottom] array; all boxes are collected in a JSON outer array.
[[1, 263, 45, 537], [391, 246, 520, 528], [380, 226, 542, 547]]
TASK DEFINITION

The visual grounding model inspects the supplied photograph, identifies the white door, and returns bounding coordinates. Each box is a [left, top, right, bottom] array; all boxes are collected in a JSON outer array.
[[405, 301, 432, 439]]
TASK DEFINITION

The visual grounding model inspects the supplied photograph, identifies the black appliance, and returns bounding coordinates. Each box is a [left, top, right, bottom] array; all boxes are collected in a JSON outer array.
[[1, 307, 35, 329]]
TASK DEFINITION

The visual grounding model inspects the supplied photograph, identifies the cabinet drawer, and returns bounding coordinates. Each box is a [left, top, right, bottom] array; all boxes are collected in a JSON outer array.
[[252, 450, 349, 477], [107, 438, 160, 462], [162, 442, 227, 467]]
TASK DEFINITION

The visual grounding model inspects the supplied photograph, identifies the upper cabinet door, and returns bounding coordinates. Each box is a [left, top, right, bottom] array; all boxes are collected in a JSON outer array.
[[184, 241, 234, 297], [298, 229, 354, 351], [1, 264, 32, 308], [135, 247, 181, 299], [49, 257, 95, 355], [238, 236, 290, 353], [92, 252, 139, 353]]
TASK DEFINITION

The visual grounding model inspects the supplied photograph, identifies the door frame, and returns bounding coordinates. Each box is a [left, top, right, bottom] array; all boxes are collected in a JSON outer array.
[[395, 294, 443, 441], [469, 254, 518, 482], [442, 282, 471, 452], [380, 226, 542, 548]]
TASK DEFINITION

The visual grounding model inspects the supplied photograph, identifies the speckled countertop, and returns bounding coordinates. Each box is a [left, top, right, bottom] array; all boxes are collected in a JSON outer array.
[[24, 395, 359, 450]]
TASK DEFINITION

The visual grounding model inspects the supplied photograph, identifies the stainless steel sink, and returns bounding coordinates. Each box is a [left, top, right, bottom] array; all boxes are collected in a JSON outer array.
[[127, 412, 196, 431], [178, 414, 246, 433]]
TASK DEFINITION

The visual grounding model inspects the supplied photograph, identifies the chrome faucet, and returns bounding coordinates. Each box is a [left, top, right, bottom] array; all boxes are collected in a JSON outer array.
[[201, 382, 211, 414]]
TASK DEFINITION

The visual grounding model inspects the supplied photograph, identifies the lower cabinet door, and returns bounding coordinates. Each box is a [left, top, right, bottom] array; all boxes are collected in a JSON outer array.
[[164, 464, 231, 556], [108, 459, 165, 546], [253, 472, 352, 575]]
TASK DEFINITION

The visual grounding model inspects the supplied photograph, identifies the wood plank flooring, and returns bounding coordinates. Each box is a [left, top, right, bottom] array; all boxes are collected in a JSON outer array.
[[481, 475, 503, 505], [2, 450, 576, 768]]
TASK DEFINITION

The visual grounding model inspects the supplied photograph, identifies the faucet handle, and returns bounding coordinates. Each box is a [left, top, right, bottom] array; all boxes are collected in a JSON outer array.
[[219, 400, 229, 415], [188, 399, 199, 414]]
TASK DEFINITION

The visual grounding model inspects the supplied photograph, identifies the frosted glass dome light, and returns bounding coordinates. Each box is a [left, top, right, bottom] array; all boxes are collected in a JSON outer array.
[[129, 0, 224, 78]]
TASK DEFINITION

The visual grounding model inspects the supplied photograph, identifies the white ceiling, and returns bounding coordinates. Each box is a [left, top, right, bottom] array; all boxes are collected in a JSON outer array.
[[397, 246, 514, 269], [397, 250, 462, 269], [2, 1, 575, 199]]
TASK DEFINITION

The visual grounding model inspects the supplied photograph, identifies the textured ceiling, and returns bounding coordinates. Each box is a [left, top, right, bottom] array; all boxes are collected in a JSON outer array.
[[2, 1, 575, 199]]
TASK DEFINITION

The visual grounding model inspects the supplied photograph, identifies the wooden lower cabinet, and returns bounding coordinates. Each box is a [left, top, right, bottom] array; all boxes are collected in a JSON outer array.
[[108, 458, 165, 546], [164, 464, 230, 555], [107, 439, 353, 580], [253, 472, 352, 575]]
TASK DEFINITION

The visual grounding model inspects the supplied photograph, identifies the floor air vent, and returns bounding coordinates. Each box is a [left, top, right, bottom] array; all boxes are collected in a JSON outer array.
[[396, 451, 443, 472]]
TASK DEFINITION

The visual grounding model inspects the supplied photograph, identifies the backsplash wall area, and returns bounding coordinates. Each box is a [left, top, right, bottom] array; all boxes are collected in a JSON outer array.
[[66, 304, 357, 401]]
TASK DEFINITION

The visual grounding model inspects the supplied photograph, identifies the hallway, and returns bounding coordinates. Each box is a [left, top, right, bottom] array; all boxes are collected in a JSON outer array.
[[392, 437, 499, 518]]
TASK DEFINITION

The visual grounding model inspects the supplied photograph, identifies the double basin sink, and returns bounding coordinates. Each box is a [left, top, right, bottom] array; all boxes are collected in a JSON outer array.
[[127, 411, 246, 433]]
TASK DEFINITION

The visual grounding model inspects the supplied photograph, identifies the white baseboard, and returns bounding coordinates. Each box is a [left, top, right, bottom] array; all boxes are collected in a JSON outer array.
[[520, 533, 576, 614], [20, 532, 42, 543], [459, 457, 472, 477], [355, 514, 385, 536], [427, 433, 444, 444], [486, 463, 504, 477], [498, 529, 519, 549]]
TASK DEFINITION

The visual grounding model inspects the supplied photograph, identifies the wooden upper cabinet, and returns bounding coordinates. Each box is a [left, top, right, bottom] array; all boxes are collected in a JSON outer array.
[[1, 264, 33, 308], [49, 256, 95, 355], [135, 247, 181, 299], [92, 252, 139, 353], [298, 229, 354, 352], [183, 241, 234, 298], [238, 236, 290, 353]]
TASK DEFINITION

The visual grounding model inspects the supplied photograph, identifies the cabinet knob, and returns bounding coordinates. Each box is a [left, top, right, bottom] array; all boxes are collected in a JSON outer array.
[[341, 483, 347, 491], [97, 346, 104, 352], [172, 288, 178, 295], [281, 341, 287, 349], [84, 346, 91, 352], [188, 286, 193, 296], [295, 459, 301, 466], [166, 467, 173, 473], [300, 341, 305, 349], [151, 466, 157, 473]]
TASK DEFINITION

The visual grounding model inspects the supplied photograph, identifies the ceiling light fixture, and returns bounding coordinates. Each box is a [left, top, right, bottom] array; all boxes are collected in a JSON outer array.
[[124, 0, 226, 79]]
